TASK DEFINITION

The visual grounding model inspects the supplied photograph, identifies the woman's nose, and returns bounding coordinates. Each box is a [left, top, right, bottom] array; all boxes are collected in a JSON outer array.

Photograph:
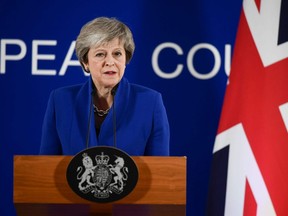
[[105, 55, 115, 66], [105, 61, 115, 66]]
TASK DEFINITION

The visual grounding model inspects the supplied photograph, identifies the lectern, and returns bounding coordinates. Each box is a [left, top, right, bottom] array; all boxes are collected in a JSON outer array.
[[14, 156, 186, 216]]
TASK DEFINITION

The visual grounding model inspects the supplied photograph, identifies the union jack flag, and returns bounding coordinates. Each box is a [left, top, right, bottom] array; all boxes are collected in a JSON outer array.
[[207, 0, 288, 215]]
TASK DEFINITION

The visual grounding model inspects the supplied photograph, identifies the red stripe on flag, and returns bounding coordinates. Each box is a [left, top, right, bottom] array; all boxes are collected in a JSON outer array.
[[254, 0, 261, 12], [243, 179, 256, 216]]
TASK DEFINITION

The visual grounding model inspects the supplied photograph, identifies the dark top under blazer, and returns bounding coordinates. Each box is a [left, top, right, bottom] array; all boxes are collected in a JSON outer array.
[[40, 77, 170, 156]]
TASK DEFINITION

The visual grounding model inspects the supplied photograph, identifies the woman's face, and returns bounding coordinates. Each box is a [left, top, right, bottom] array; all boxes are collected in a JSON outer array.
[[84, 38, 126, 91]]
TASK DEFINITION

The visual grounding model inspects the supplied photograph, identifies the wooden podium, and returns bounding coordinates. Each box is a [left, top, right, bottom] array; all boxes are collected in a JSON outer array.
[[14, 156, 186, 216]]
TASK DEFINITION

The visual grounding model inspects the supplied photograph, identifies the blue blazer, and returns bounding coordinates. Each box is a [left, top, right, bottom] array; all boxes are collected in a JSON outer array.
[[40, 77, 170, 156]]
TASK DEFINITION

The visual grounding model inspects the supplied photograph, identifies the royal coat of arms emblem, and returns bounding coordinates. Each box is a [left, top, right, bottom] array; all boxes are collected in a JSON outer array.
[[66, 146, 138, 203]]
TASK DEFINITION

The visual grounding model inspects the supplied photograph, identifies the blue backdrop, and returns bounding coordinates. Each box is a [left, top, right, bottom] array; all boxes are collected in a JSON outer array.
[[0, 0, 242, 215]]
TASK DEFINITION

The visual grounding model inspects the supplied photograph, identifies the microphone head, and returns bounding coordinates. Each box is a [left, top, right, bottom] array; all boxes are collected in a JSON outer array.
[[111, 89, 116, 96], [111, 84, 119, 96]]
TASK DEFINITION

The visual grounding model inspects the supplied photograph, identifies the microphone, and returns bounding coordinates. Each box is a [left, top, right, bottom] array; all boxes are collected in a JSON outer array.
[[111, 87, 117, 96], [85, 88, 95, 149], [111, 86, 117, 148]]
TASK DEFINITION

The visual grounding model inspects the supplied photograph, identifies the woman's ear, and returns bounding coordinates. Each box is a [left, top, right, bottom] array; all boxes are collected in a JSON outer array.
[[81, 62, 90, 73]]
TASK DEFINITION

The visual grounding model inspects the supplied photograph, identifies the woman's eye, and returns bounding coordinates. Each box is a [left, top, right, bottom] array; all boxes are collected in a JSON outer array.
[[95, 53, 105, 58], [114, 51, 122, 57]]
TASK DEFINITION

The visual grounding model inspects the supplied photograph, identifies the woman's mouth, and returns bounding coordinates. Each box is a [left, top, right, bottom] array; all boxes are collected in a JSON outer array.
[[104, 71, 116, 75]]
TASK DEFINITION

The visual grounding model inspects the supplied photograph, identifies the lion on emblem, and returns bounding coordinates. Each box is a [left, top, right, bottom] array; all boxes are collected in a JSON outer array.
[[109, 156, 128, 190], [77, 154, 96, 190]]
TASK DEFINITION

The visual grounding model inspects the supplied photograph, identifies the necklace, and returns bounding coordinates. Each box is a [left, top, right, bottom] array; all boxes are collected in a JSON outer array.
[[93, 104, 110, 116]]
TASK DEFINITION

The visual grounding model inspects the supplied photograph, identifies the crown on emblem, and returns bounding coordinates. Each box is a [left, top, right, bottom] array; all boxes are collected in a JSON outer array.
[[96, 152, 110, 165]]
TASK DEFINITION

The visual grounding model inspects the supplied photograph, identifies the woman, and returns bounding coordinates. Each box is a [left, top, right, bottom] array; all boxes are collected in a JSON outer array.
[[40, 17, 170, 156]]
